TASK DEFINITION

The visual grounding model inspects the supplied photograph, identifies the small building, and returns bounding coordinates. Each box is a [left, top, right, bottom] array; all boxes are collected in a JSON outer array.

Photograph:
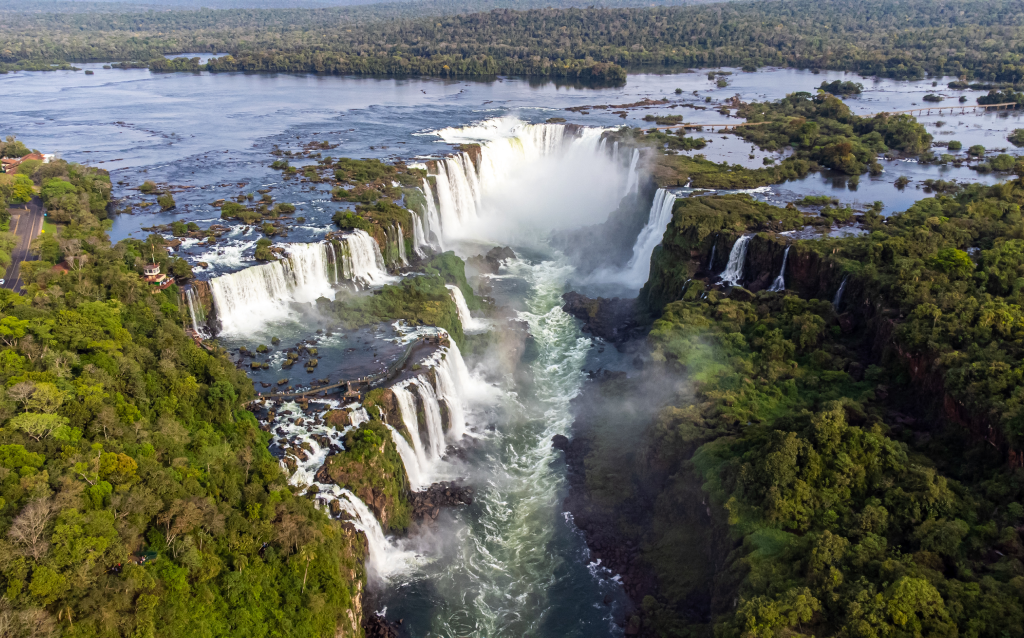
[[1, 152, 46, 174], [143, 263, 161, 278]]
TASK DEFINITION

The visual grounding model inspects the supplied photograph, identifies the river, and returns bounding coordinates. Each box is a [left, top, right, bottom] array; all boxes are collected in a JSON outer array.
[[3, 64, 1021, 637]]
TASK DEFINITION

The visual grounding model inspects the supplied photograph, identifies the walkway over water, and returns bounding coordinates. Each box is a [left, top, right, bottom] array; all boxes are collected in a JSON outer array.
[[248, 335, 439, 402]]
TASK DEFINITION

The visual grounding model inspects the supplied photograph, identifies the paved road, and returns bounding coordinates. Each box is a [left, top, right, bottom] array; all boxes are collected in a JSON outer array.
[[2, 196, 44, 293]]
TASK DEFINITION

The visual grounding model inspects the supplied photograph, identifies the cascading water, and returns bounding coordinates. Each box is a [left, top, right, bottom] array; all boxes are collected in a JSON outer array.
[[339, 229, 393, 287], [833, 275, 849, 310], [266, 400, 415, 584], [768, 245, 791, 292], [708, 243, 717, 271], [605, 188, 677, 288], [386, 257, 618, 637], [446, 284, 487, 333], [421, 118, 611, 243], [412, 378, 446, 460], [395, 223, 408, 266], [335, 487, 416, 584], [720, 235, 752, 286], [392, 384, 432, 476], [387, 424, 425, 490], [420, 180, 444, 250], [623, 148, 641, 196], [184, 287, 206, 334], [209, 242, 335, 334], [208, 234, 392, 335]]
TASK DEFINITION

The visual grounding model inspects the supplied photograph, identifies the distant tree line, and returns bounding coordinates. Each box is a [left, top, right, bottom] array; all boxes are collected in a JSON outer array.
[[3, 0, 1024, 82]]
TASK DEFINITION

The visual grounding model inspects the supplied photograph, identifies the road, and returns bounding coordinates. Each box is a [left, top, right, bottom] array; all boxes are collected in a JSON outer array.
[[2, 196, 44, 293]]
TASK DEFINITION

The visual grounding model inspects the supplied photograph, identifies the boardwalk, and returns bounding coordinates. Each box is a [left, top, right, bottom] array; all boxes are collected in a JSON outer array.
[[648, 102, 1021, 132]]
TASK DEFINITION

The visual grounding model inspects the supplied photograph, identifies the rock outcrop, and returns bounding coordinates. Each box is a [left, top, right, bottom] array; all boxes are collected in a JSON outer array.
[[410, 481, 474, 520], [561, 292, 640, 344]]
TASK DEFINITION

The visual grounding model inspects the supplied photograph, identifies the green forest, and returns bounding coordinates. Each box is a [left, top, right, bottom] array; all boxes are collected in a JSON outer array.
[[572, 170, 1024, 637], [0, 159, 366, 636], [4, 0, 1024, 82]]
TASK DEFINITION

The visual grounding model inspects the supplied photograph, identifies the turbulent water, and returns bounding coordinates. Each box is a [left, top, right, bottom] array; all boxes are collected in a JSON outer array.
[[379, 256, 624, 637]]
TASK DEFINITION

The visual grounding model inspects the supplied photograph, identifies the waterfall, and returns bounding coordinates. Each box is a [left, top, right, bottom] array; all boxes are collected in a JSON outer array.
[[720, 235, 752, 287], [409, 207, 426, 257], [423, 118, 607, 242], [208, 234, 391, 334], [412, 379, 446, 460], [420, 180, 444, 250], [833, 275, 849, 310], [184, 287, 206, 334], [612, 189, 677, 287], [446, 284, 486, 333], [335, 488, 414, 584], [395, 223, 408, 266], [707, 244, 717, 271], [432, 340, 469, 441], [339, 230, 392, 288], [624, 148, 641, 196], [613, 140, 619, 163], [387, 424, 425, 490], [348, 405, 370, 428], [768, 245, 791, 292], [392, 384, 430, 468], [266, 400, 415, 583], [209, 242, 334, 334]]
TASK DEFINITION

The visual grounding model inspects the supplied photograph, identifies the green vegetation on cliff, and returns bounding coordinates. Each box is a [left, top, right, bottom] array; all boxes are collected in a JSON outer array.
[[316, 414, 411, 532], [607, 173, 1024, 638], [0, 155, 365, 637]]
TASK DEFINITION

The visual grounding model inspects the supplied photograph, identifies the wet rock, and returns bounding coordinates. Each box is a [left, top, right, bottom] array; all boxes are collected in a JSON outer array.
[[551, 434, 569, 451], [410, 481, 475, 520], [468, 246, 517, 274], [363, 614, 400, 638], [561, 292, 639, 343]]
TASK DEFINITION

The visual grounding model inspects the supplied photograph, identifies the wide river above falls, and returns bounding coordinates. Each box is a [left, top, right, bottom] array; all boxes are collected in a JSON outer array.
[[3, 65, 1022, 637]]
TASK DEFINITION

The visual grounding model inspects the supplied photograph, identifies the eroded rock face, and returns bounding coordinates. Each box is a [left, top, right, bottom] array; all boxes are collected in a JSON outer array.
[[561, 292, 640, 344], [410, 481, 474, 521]]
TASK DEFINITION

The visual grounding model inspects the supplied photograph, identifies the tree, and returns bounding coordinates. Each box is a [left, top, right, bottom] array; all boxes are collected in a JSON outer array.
[[299, 544, 317, 593], [9, 413, 69, 441], [8, 497, 54, 561]]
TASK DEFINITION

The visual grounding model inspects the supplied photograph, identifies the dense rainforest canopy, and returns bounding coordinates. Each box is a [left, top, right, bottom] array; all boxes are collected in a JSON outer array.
[[4, 0, 1024, 82], [0, 158, 366, 636]]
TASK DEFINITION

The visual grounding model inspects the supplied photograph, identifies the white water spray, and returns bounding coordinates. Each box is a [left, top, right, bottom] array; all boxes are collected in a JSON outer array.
[[339, 230, 393, 287], [421, 117, 618, 243], [720, 235, 752, 286], [768, 245, 791, 292]]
